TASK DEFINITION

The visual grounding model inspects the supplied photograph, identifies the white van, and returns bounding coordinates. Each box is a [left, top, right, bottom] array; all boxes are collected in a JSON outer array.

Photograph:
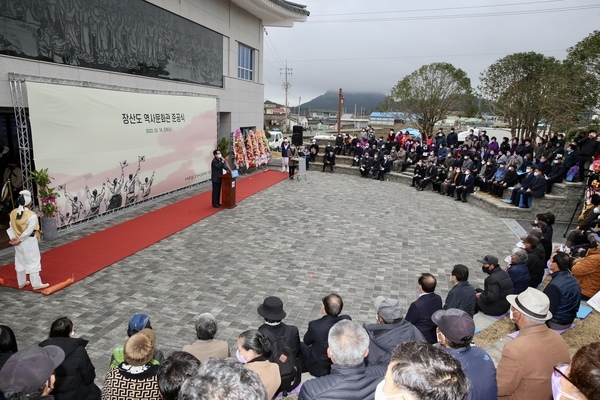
[[268, 130, 283, 150]]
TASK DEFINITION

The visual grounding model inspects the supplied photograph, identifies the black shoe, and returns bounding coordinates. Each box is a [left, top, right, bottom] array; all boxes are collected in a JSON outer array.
[[212, 204, 221, 208], [461, 199, 467, 203], [455, 198, 462, 201], [217, 203, 222, 206]]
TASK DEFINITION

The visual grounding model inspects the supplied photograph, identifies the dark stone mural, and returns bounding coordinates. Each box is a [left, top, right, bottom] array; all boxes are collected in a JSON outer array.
[[0, 0, 223, 87]]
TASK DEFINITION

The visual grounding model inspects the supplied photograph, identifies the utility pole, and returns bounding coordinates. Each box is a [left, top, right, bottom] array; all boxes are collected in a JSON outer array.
[[280, 60, 292, 133], [337, 88, 343, 136]]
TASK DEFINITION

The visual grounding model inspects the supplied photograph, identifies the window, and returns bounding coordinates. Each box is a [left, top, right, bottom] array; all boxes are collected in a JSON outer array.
[[238, 43, 254, 81]]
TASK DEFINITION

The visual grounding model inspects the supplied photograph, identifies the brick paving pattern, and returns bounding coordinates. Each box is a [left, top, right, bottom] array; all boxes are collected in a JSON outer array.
[[0, 170, 522, 385]]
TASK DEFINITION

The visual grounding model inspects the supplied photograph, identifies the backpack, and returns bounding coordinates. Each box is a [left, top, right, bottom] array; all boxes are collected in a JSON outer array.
[[261, 327, 299, 393]]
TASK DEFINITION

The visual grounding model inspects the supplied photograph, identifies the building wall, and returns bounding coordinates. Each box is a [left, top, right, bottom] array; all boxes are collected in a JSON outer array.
[[0, 0, 265, 138]]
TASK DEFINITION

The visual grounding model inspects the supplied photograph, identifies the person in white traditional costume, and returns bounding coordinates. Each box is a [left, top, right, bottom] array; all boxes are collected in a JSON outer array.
[[8, 190, 48, 290]]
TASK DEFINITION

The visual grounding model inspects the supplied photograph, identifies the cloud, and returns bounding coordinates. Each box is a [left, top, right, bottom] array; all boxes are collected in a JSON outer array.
[[263, 0, 599, 105]]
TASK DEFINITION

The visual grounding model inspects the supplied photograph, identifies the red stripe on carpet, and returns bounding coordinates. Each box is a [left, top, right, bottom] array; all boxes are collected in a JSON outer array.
[[0, 170, 287, 293]]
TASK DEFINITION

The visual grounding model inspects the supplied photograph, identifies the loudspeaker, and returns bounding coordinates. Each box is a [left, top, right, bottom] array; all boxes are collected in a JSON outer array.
[[292, 126, 303, 146]]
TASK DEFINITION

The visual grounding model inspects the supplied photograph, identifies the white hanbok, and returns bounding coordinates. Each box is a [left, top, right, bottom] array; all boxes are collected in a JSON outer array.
[[10, 209, 43, 287]]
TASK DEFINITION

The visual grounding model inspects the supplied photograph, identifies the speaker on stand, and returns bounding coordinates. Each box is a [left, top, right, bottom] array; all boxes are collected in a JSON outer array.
[[292, 125, 304, 146]]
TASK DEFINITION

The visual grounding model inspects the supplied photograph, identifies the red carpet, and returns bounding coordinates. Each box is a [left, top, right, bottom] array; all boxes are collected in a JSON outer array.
[[0, 170, 287, 293]]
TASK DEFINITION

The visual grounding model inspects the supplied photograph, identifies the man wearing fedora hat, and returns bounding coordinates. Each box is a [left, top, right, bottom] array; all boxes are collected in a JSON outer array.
[[257, 296, 301, 395], [497, 288, 570, 400]]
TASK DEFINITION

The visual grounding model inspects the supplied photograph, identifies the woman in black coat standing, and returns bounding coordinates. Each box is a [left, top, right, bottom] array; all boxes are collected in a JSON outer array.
[[39, 317, 100, 400]]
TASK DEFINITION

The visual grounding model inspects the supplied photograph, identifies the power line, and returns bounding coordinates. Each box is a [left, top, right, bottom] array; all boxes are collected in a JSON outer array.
[[306, 4, 600, 23], [265, 49, 566, 64], [309, 0, 566, 18], [265, 34, 285, 67]]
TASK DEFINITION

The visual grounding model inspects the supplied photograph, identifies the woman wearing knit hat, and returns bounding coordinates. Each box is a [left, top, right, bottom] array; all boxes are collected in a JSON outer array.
[[8, 189, 48, 290]]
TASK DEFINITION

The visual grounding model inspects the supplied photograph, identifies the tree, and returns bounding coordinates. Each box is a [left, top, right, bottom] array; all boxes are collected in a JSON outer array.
[[479, 51, 599, 138], [390, 63, 472, 134], [567, 30, 600, 112], [479, 52, 558, 138], [377, 95, 398, 112]]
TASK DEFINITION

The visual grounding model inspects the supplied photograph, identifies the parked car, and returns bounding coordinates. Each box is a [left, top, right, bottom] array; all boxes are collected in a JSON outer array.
[[268, 130, 283, 150]]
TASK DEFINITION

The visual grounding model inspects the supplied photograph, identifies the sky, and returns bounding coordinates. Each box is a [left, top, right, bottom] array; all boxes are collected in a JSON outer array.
[[262, 0, 600, 108]]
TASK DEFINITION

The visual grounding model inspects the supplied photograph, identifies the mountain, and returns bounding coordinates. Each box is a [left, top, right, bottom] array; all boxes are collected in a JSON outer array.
[[301, 91, 386, 113], [265, 91, 386, 114]]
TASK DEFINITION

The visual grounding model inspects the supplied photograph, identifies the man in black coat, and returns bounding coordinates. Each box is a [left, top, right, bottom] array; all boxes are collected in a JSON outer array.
[[475, 255, 514, 316], [210, 149, 228, 208], [519, 167, 546, 208], [443, 264, 477, 317], [455, 168, 474, 203], [446, 128, 458, 147], [405, 273, 443, 344], [546, 154, 567, 194], [299, 321, 384, 400], [300, 294, 351, 377]]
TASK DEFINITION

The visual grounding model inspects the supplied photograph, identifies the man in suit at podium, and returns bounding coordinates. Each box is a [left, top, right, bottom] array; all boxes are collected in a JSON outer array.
[[211, 150, 229, 208]]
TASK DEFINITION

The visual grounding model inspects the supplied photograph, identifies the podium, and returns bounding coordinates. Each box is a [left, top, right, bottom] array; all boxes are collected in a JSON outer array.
[[220, 171, 237, 209]]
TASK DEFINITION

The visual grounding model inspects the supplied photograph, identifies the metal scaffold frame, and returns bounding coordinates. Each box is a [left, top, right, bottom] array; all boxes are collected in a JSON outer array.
[[9, 74, 33, 194], [7, 73, 220, 233]]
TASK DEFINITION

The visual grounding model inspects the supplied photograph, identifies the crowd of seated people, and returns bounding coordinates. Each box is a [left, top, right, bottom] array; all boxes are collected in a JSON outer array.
[[2, 259, 597, 400], [330, 127, 598, 208]]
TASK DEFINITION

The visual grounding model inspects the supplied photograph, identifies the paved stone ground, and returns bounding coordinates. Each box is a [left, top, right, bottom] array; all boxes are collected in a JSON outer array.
[[0, 170, 526, 386]]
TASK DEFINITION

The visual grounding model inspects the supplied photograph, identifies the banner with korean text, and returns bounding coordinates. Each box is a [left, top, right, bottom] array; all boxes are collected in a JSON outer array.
[[26, 82, 217, 227]]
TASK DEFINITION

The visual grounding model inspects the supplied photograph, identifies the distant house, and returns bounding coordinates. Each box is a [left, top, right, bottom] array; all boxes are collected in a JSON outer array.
[[341, 114, 369, 129], [370, 112, 407, 126]]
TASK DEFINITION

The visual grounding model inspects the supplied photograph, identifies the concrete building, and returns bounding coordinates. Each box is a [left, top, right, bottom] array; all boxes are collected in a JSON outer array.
[[0, 0, 308, 230]]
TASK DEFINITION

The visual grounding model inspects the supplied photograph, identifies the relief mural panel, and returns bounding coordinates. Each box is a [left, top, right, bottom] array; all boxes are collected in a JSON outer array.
[[0, 0, 223, 87]]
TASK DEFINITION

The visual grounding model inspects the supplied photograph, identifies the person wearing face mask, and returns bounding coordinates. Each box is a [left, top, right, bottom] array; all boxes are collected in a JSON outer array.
[[39, 317, 101, 400], [210, 149, 229, 208], [475, 255, 514, 316], [440, 166, 456, 196], [288, 143, 299, 179], [461, 154, 474, 172], [518, 167, 546, 208], [281, 138, 290, 173], [432, 309, 497, 400], [552, 342, 600, 400], [509, 165, 534, 205], [454, 167, 474, 203], [543, 252, 581, 330], [477, 158, 496, 192], [374, 341, 469, 400], [563, 144, 579, 171], [236, 329, 281, 399], [546, 154, 567, 194], [516, 153, 533, 183], [497, 288, 570, 399]]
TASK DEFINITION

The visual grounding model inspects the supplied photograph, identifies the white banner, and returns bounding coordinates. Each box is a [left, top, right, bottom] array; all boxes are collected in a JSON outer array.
[[26, 82, 217, 226]]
